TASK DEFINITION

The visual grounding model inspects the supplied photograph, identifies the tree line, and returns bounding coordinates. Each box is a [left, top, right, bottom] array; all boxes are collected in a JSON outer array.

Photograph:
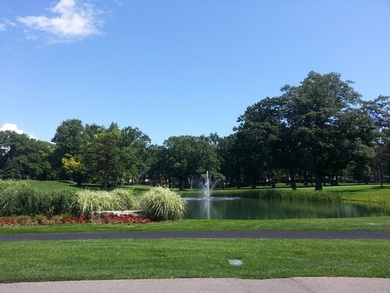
[[1, 71, 389, 190]]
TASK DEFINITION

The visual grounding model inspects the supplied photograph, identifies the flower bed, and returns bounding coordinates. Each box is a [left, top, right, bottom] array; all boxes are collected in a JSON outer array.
[[0, 214, 152, 227], [102, 214, 152, 225]]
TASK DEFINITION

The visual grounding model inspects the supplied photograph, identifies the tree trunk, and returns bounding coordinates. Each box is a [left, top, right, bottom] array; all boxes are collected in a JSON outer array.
[[315, 171, 323, 191], [303, 171, 308, 187], [103, 175, 108, 190], [290, 171, 297, 190], [76, 176, 82, 187], [251, 179, 256, 189], [380, 171, 384, 188]]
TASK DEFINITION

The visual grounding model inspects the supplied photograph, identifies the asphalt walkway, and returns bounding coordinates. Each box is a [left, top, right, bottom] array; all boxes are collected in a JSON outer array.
[[1, 229, 390, 241]]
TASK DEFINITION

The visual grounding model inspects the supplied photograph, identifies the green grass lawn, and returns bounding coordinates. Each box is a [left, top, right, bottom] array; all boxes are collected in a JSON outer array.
[[1, 216, 390, 235], [3, 180, 389, 283], [24, 180, 77, 192], [327, 184, 390, 204], [0, 238, 388, 282], [23, 180, 390, 204], [182, 183, 390, 204], [24, 180, 150, 196]]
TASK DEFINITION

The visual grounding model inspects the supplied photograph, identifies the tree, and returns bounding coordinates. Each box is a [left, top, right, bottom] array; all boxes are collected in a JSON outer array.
[[0, 131, 54, 179], [159, 135, 220, 189], [61, 154, 85, 185], [52, 119, 86, 183], [235, 97, 283, 188], [119, 126, 151, 184], [84, 123, 121, 189], [363, 96, 390, 187], [147, 144, 169, 186], [218, 134, 242, 187], [373, 144, 390, 188], [281, 71, 372, 190]]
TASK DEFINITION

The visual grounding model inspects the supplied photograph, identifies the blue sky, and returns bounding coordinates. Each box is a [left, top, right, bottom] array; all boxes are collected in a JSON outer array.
[[1, 0, 389, 145]]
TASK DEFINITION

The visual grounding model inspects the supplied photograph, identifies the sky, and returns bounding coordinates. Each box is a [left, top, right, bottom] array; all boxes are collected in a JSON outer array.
[[1, 0, 390, 145]]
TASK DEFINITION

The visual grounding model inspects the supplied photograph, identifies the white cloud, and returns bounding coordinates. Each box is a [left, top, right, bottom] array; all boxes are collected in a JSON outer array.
[[17, 0, 103, 43], [0, 123, 38, 139], [0, 18, 16, 31], [0, 123, 24, 134]]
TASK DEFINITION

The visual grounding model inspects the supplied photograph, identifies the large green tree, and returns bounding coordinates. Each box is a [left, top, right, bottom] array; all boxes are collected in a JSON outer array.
[[156, 135, 220, 189], [84, 123, 122, 189], [233, 72, 377, 190], [217, 134, 242, 187], [0, 131, 55, 179], [119, 126, 152, 183], [235, 97, 282, 188], [281, 71, 374, 190], [52, 119, 86, 184], [363, 95, 390, 186]]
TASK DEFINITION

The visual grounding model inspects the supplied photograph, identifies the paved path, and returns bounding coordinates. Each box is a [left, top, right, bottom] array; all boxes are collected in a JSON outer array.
[[1, 277, 390, 293], [1, 230, 389, 241]]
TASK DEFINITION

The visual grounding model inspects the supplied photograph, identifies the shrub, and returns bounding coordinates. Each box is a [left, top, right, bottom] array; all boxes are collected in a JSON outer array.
[[0, 182, 140, 218], [73, 189, 139, 218], [140, 187, 187, 221], [44, 190, 77, 218], [110, 188, 139, 210], [242, 189, 283, 200], [239, 188, 342, 202], [286, 190, 342, 202], [0, 181, 42, 216]]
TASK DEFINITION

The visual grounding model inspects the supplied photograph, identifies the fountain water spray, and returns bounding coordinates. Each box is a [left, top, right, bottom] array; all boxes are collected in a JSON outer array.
[[202, 171, 222, 199]]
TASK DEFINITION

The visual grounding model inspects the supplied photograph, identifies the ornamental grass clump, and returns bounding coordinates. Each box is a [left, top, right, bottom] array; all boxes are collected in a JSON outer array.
[[44, 190, 77, 218], [0, 181, 43, 216], [110, 188, 139, 210], [74, 189, 139, 218], [140, 187, 187, 221]]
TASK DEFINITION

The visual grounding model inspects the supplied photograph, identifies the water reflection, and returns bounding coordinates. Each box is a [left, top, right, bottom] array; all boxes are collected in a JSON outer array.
[[183, 197, 389, 220]]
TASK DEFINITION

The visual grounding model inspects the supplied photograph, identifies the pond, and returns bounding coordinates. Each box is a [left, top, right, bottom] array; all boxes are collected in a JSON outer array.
[[183, 196, 389, 220]]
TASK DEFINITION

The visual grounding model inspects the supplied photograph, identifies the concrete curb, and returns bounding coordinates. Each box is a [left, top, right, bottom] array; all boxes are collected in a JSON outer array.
[[1, 277, 390, 293]]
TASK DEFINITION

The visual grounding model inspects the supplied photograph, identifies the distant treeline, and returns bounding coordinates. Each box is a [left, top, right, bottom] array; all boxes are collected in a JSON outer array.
[[1, 71, 389, 190]]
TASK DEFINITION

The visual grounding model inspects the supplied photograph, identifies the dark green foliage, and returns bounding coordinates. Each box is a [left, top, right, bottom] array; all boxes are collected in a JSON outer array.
[[84, 124, 122, 189], [235, 72, 379, 190], [0, 181, 76, 217], [44, 190, 77, 218], [0, 131, 55, 180], [120, 126, 152, 184], [149, 135, 220, 189]]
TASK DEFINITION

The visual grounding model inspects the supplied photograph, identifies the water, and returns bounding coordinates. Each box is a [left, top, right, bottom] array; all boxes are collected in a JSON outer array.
[[189, 172, 389, 219], [183, 197, 389, 220], [202, 171, 222, 198]]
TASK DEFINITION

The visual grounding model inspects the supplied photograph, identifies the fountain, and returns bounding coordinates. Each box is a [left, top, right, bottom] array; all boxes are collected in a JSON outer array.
[[202, 171, 222, 199], [183, 171, 235, 219]]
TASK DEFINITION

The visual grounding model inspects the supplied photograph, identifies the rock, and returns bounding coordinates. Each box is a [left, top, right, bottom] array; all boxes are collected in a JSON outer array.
[[91, 210, 145, 221]]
